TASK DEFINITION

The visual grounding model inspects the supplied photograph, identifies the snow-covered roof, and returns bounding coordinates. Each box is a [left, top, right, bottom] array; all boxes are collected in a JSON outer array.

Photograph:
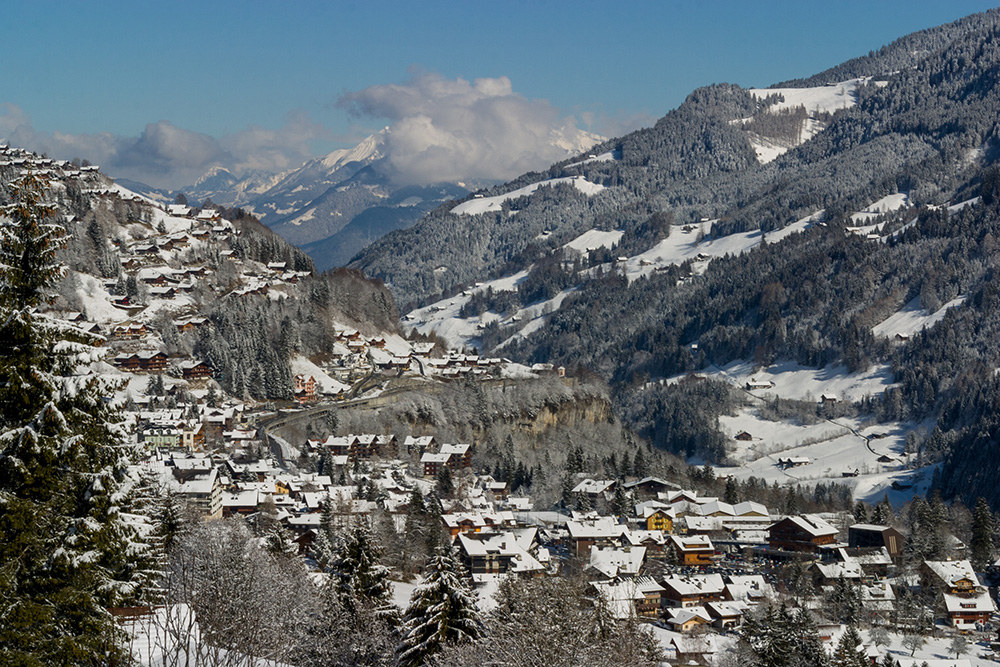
[[566, 517, 627, 540], [923, 560, 979, 587], [571, 478, 616, 495], [589, 546, 646, 578], [670, 534, 715, 552], [662, 574, 725, 596], [772, 514, 838, 537], [943, 590, 996, 614]]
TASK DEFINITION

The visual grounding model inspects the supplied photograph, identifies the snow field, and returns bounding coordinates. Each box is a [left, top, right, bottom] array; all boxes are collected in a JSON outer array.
[[871, 296, 966, 339], [450, 175, 605, 216]]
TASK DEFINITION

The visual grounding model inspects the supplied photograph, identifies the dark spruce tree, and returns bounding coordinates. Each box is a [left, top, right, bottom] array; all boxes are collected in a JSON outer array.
[[0, 175, 137, 665], [396, 546, 481, 667]]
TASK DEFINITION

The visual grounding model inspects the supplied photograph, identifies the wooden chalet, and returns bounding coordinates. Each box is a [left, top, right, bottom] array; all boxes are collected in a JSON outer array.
[[180, 360, 214, 380], [137, 352, 168, 372], [669, 534, 718, 566], [661, 574, 726, 608], [943, 590, 996, 628], [919, 560, 980, 595], [767, 515, 839, 553]]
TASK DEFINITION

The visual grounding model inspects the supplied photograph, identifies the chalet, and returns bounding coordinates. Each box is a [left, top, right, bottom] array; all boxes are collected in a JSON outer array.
[[351, 434, 377, 458], [572, 479, 617, 497], [113, 323, 149, 339], [706, 601, 746, 630], [137, 351, 168, 372], [222, 488, 260, 518], [165, 464, 223, 518], [943, 590, 996, 628], [669, 635, 717, 663], [775, 456, 810, 470], [820, 393, 838, 404], [920, 560, 980, 595], [848, 524, 905, 560], [148, 286, 177, 299], [456, 529, 544, 580], [810, 558, 864, 587], [566, 517, 628, 557], [592, 577, 665, 619], [441, 443, 472, 469], [141, 274, 169, 286], [669, 534, 718, 566], [308, 435, 356, 458], [588, 545, 646, 578], [180, 360, 214, 380], [661, 574, 726, 608], [442, 513, 486, 537], [638, 503, 675, 533], [732, 500, 770, 518], [745, 379, 774, 390], [441, 511, 516, 538], [767, 515, 839, 553], [735, 431, 753, 441], [662, 489, 703, 505], [174, 317, 208, 333], [196, 208, 221, 222], [836, 547, 894, 578], [113, 353, 141, 372], [666, 607, 713, 633], [624, 529, 668, 556]]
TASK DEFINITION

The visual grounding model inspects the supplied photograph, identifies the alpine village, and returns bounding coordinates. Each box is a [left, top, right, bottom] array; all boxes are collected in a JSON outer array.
[[10, 7, 1000, 667]]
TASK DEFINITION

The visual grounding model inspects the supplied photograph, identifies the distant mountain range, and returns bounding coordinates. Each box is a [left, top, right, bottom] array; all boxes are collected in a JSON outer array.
[[124, 126, 602, 271]]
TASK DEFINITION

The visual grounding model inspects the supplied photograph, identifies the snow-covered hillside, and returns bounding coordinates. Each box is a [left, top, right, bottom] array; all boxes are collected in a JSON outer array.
[[744, 77, 887, 163], [451, 175, 606, 216]]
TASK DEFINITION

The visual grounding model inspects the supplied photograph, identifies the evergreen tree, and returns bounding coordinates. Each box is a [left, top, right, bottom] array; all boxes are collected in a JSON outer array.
[[331, 518, 392, 614], [832, 626, 867, 667], [970, 496, 995, 569], [724, 477, 740, 504], [312, 499, 340, 570], [740, 603, 828, 667], [396, 546, 481, 667], [632, 445, 648, 478], [0, 175, 137, 664], [611, 484, 630, 519], [853, 501, 869, 524], [436, 464, 455, 497], [871, 495, 894, 525]]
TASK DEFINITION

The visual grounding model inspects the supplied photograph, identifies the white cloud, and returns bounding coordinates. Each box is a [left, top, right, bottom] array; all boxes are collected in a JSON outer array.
[[339, 69, 601, 185], [0, 104, 327, 190]]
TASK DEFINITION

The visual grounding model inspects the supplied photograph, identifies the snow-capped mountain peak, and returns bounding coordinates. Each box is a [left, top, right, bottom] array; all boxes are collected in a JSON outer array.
[[320, 129, 387, 171]]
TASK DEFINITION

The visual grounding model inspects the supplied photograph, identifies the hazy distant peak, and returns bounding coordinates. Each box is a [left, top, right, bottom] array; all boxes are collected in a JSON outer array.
[[320, 129, 387, 171]]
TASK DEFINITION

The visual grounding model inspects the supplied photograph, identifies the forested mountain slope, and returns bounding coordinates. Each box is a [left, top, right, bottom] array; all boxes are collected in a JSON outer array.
[[354, 9, 1000, 508], [353, 9, 1000, 310]]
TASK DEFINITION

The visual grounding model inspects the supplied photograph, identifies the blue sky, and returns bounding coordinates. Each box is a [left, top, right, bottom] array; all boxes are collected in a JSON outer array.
[[2, 1, 997, 188]]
